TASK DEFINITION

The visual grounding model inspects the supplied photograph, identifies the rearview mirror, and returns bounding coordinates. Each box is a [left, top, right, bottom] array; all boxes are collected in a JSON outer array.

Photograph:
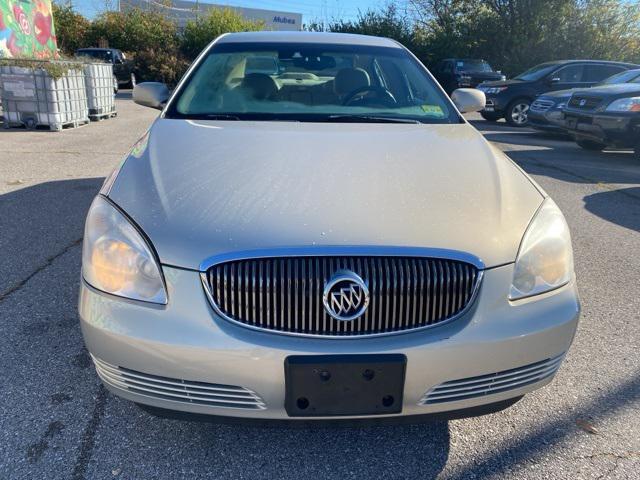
[[133, 82, 170, 110], [451, 88, 486, 113]]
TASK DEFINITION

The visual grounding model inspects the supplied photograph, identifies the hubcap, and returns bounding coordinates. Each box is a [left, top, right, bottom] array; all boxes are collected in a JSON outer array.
[[511, 103, 530, 125]]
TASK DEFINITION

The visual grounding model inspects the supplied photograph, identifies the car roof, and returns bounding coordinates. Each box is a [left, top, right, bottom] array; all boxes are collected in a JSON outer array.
[[538, 59, 639, 67], [216, 31, 402, 48]]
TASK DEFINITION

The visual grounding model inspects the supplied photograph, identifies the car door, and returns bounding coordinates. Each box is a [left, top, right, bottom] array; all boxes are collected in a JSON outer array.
[[582, 64, 627, 86], [112, 51, 131, 83], [546, 64, 586, 92]]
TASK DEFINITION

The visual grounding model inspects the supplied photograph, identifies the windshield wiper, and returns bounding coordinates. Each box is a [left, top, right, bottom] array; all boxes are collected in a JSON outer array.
[[324, 115, 421, 124], [188, 114, 241, 120]]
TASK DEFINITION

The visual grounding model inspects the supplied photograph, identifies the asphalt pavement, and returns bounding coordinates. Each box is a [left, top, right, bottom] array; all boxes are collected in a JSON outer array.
[[1, 98, 639, 479]]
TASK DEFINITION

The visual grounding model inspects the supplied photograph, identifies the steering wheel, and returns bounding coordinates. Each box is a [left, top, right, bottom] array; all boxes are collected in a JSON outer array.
[[342, 86, 397, 106]]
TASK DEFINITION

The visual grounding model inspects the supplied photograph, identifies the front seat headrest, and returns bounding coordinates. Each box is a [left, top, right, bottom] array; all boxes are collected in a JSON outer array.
[[334, 68, 371, 96], [240, 73, 279, 100]]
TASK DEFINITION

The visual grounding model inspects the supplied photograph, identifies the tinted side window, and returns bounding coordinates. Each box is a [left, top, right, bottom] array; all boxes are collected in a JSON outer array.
[[553, 65, 584, 82], [583, 64, 626, 82]]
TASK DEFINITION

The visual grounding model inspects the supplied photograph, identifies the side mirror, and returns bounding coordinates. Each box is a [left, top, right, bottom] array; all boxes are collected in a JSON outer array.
[[451, 88, 486, 113], [548, 77, 561, 84], [133, 82, 170, 110]]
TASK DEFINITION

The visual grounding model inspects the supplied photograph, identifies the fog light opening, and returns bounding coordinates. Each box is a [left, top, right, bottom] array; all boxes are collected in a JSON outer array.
[[362, 369, 375, 381]]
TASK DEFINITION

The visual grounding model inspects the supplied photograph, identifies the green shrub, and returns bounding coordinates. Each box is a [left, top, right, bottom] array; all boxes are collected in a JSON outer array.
[[52, 3, 91, 56], [85, 8, 183, 84], [180, 8, 264, 60]]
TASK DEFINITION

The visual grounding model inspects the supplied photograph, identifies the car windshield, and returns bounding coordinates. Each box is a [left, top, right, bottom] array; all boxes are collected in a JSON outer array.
[[514, 63, 559, 81], [599, 69, 640, 85], [167, 42, 459, 123], [456, 59, 493, 72]]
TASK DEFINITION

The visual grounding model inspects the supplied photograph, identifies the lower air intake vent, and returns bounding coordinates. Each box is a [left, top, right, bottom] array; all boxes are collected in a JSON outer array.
[[420, 354, 565, 405], [92, 356, 266, 410]]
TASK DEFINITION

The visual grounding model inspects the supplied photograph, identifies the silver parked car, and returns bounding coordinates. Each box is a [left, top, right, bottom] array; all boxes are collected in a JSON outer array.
[[79, 32, 579, 422]]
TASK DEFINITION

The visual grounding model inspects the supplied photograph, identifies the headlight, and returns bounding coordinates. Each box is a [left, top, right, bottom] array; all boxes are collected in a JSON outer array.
[[556, 102, 566, 110], [500, 75, 507, 81], [605, 97, 640, 112], [509, 199, 574, 300], [485, 86, 508, 94], [82, 196, 167, 304]]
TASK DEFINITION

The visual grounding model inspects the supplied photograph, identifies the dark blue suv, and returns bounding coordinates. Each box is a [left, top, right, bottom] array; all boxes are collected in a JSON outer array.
[[477, 60, 639, 126]]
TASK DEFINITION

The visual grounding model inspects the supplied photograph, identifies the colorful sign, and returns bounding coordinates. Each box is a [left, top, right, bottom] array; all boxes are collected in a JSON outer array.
[[0, 0, 57, 59]]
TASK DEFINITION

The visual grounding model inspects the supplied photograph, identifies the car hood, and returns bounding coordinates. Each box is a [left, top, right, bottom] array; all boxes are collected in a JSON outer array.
[[537, 88, 579, 100], [479, 79, 527, 88], [573, 83, 640, 97], [108, 119, 544, 270]]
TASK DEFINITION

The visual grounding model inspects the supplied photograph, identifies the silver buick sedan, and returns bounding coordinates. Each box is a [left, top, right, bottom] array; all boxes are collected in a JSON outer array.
[[79, 32, 580, 422]]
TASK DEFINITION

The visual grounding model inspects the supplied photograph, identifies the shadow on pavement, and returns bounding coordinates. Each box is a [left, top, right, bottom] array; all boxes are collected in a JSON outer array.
[[446, 372, 640, 480], [116, 90, 133, 100], [0, 178, 103, 296], [468, 119, 640, 188], [583, 187, 640, 232], [123, 408, 452, 478]]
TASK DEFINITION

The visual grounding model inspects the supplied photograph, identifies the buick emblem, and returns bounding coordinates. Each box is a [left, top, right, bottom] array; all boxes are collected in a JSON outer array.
[[579, 99, 587, 107], [323, 270, 369, 321]]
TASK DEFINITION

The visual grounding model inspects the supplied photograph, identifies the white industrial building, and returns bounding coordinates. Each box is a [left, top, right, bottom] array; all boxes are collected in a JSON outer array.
[[120, 0, 303, 31]]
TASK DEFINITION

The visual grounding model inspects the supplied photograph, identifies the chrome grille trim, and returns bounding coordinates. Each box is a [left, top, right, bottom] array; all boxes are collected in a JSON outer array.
[[419, 354, 565, 405], [568, 95, 602, 110], [92, 356, 267, 410], [200, 247, 483, 339], [530, 99, 555, 112]]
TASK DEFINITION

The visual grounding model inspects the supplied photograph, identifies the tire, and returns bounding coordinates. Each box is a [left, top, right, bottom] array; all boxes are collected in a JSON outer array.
[[505, 98, 531, 127], [576, 139, 606, 151], [113, 76, 119, 94], [126, 73, 137, 90], [480, 111, 501, 122]]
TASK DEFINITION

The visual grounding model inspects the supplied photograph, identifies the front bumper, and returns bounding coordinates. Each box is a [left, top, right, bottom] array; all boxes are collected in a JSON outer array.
[[79, 263, 580, 420], [564, 110, 639, 148], [480, 94, 507, 115], [528, 109, 567, 132]]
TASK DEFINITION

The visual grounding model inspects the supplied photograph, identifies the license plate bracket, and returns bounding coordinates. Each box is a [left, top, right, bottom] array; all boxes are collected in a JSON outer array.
[[285, 354, 406, 417]]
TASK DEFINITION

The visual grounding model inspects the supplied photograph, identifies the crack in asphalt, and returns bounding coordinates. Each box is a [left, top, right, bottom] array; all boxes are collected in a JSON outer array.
[[514, 153, 640, 202], [0, 238, 83, 304], [578, 449, 640, 478], [595, 456, 622, 480], [577, 451, 640, 460], [71, 385, 108, 480]]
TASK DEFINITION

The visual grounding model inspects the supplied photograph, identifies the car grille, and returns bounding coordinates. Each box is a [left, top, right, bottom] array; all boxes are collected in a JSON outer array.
[[530, 99, 555, 112], [419, 354, 565, 404], [203, 255, 481, 337], [568, 95, 602, 110], [92, 356, 266, 409]]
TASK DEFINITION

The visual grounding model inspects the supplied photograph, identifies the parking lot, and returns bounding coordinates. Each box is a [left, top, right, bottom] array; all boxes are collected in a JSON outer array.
[[1, 94, 639, 479]]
